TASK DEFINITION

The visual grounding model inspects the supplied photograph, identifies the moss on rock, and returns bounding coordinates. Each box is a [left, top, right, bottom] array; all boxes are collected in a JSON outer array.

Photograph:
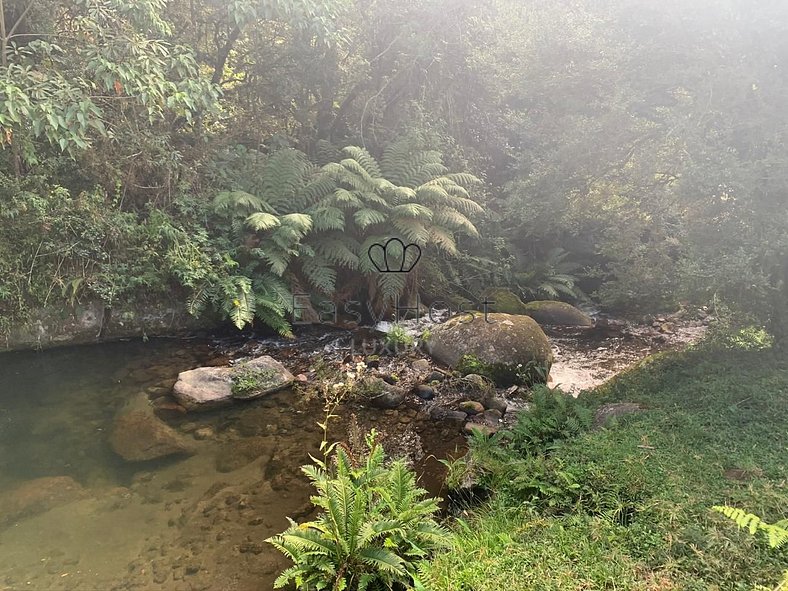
[[520, 301, 594, 327], [424, 313, 553, 386]]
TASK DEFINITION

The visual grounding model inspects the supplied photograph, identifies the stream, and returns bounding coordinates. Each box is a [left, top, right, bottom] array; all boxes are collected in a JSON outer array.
[[0, 314, 706, 590]]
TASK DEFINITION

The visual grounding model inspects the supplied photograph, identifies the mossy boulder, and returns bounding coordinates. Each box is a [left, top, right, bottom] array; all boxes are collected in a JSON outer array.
[[482, 288, 530, 315], [521, 300, 594, 327], [424, 313, 553, 386]]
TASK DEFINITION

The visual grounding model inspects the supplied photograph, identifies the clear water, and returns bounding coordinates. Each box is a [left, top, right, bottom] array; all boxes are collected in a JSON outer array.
[[0, 337, 461, 590]]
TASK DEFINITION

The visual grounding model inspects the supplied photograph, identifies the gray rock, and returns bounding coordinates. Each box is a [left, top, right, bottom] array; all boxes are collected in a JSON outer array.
[[415, 384, 435, 400], [358, 377, 405, 409], [230, 356, 295, 401], [482, 396, 508, 414], [172, 366, 233, 410], [483, 409, 503, 424], [593, 402, 644, 428], [429, 406, 468, 424], [426, 371, 445, 383], [172, 355, 293, 410], [412, 359, 431, 373]]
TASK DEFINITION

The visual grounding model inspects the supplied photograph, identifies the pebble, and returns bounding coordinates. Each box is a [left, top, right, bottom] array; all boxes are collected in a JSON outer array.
[[415, 385, 435, 400], [193, 427, 214, 440], [459, 401, 485, 415], [412, 359, 431, 373]]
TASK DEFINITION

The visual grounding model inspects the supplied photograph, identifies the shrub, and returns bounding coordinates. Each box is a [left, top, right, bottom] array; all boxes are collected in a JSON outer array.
[[504, 386, 592, 455], [267, 431, 449, 590]]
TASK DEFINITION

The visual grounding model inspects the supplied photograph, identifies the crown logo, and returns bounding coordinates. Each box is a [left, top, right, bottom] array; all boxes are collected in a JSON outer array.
[[368, 238, 422, 273]]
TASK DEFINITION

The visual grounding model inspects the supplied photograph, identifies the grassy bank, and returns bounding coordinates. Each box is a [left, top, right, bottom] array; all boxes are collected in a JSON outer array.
[[428, 345, 788, 590]]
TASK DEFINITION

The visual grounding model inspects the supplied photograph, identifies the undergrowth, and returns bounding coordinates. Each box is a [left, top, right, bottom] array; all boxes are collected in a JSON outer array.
[[428, 345, 788, 590]]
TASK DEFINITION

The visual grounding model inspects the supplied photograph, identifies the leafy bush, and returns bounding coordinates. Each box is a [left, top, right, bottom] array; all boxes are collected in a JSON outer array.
[[384, 325, 414, 351], [504, 386, 592, 455], [267, 431, 449, 590]]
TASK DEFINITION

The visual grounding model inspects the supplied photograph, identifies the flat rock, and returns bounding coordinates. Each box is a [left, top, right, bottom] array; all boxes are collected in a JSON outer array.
[[230, 356, 295, 401], [593, 402, 644, 428], [173, 366, 234, 410], [0, 476, 87, 527], [172, 355, 294, 410]]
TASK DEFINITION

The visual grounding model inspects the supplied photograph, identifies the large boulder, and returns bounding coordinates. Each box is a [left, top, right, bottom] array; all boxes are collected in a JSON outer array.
[[424, 313, 553, 386], [482, 289, 594, 327], [110, 395, 194, 461], [172, 355, 294, 410], [482, 288, 531, 315], [0, 476, 87, 527], [521, 301, 594, 327]]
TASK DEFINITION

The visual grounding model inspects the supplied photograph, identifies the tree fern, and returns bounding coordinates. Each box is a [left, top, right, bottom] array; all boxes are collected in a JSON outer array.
[[208, 139, 483, 331]]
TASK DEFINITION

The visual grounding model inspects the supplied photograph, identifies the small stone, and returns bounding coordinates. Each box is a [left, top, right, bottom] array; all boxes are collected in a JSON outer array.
[[482, 396, 508, 414], [463, 422, 498, 437], [412, 359, 431, 373], [483, 409, 503, 424], [193, 427, 215, 440], [429, 407, 467, 424], [295, 373, 308, 383], [426, 371, 445, 383], [458, 401, 485, 415], [415, 385, 435, 400], [593, 402, 644, 429]]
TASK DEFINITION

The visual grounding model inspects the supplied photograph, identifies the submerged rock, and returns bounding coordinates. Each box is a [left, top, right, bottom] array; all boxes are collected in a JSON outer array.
[[521, 301, 594, 327], [424, 313, 552, 386], [172, 355, 294, 410], [215, 437, 275, 473], [110, 395, 194, 461], [0, 476, 87, 527]]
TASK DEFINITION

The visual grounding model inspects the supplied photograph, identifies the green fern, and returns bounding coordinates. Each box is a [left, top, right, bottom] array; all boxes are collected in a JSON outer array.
[[209, 139, 483, 330], [267, 431, 448, 591], [713, 506, 788, 549], [712, 506, 788, 591]]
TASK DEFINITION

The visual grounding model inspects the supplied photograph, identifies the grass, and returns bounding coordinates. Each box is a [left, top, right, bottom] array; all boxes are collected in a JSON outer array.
[[427, 344, 788, 590]]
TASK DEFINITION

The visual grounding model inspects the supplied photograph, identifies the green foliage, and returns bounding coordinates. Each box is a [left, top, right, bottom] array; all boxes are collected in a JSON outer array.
[[712, 507, 788, 590], [712, 507, 788, 551], [230, 364, 279, 397], [431, 346, 788, 589], [0, 0, 217, 159], [384, 325, 414, 351], [209, 138, 482, 330], [513, 248, 586, 302], [455, 354, 549, 387], [504, 386, 593, 456], [267, 431, 449, 591]]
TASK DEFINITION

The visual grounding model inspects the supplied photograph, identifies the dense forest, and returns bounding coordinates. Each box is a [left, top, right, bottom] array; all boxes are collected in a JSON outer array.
[[2, 0, 787, 342], [1, 2, 787, 590]]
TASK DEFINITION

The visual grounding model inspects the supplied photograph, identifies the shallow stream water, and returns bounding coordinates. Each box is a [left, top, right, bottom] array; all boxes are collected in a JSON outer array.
[[0, 334, 464, 591], [0, 317, 705, 590]]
